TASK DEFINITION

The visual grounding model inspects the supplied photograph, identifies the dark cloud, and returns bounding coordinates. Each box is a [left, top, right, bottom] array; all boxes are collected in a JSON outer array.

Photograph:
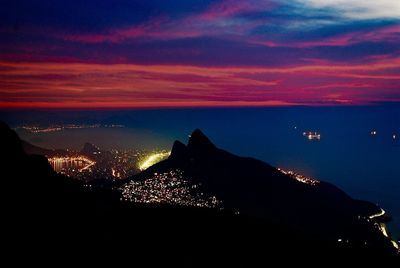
[[0, 0, 214, 31]]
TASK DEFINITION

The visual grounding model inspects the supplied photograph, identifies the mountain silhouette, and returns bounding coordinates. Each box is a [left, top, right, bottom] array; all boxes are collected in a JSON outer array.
[[81, 142, 100, 155], [0, 122, 398, 262], [128, 129, 396, 248]]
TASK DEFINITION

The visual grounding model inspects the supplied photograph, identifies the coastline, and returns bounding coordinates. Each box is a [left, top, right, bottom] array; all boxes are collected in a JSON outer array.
[[369, 208, 399, 252]]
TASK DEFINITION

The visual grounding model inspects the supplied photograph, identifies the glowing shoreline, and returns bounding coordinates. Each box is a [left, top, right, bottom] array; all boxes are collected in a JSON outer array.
[[138, 151, 170, 171], [369, 208, 385, 219], [48, 156, 95, 172], [368, 208, 399, 251]]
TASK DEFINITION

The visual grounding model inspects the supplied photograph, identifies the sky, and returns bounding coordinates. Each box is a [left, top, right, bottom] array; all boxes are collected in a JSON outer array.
[[0, 0, 399, 108]]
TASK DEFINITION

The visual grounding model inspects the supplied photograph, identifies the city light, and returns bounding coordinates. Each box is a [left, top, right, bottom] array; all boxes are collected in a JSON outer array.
[[367, 208, 399, 251], [48, 156, 95, 173], [369, 208, 385, 219], [278, 168, 320, 186], [138, 151, 170, 171], [120, 169, 222, 208], [376, 223, 399, 251], [17, 123, 124, 133], [45, 147, 164, 181]]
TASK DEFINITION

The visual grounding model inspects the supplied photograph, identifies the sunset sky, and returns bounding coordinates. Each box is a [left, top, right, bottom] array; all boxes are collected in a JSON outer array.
[[1, 0, 399, 108]]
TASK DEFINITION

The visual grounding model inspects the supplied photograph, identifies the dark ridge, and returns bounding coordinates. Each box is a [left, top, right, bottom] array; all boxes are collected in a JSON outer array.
[[125, 128, 398, 256], [0, 121, 24, 160], [20, 140, 67, 157], [21, 140, 52, 155]]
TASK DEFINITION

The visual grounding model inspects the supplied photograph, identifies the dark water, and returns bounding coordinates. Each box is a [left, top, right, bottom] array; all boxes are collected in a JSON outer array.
[[1, 105, 399, 238]]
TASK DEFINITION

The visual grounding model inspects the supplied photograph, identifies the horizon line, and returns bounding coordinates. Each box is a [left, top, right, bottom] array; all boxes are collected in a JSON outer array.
[[1, 102, 399, 111]]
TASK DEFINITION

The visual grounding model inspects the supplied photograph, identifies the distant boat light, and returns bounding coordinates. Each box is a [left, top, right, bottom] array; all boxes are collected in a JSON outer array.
[[303, 131, 321, 140]]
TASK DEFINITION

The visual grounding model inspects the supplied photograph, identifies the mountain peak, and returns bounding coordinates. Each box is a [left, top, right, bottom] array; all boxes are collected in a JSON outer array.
[[81, 142, 100, 155], [170, 140, 188, 160], [187, 129, 216, 152], [1, 121, 25, 162]]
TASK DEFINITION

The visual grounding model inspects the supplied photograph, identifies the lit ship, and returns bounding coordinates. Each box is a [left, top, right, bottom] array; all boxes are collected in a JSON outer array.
[[303, 131, 321, 140]]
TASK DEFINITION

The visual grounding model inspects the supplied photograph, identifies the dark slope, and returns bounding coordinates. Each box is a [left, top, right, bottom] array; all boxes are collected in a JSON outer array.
[[21, 139, 67, 156], [129, 129, 395, 249], [0, 122, 398, 262]]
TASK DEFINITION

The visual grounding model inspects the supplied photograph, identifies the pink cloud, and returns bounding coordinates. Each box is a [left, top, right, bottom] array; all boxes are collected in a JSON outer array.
[[1, 57, 399, 108]]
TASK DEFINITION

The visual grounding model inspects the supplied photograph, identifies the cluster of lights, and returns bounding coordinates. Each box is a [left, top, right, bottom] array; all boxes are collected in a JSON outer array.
[[365, 208, 399, 251], [368, 208, 385, 219], [48, 156, 95, 173], [372, 220, 399, 250], [355, 208, 399, 251], [17, 124, 124, 133], [138, 151, 170, 171], [108, 149, 149, 179], [120, 169, 222, 208], [21, 126, 63, 133], [337, 210, 399, 251], [278, 168, 320, 186], [46, 148, 164, 181], [111, 168, 121, 178]]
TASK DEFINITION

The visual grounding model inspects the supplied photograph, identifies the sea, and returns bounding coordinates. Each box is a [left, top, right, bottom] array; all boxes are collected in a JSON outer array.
[[1, 105, 399, 239]]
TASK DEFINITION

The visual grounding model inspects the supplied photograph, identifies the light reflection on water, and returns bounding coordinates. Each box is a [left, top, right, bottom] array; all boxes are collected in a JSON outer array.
[[48, 156, 94, 173]]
